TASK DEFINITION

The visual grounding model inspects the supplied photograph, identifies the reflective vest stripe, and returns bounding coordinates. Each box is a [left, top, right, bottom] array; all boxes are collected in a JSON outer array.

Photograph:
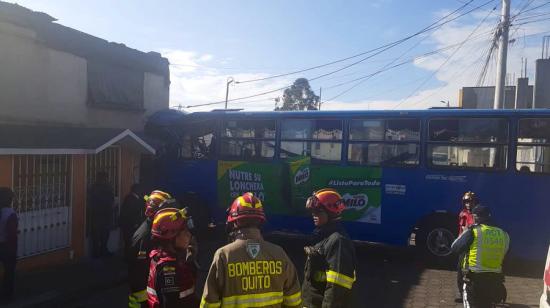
[[283, 291, 302, 306], [179, 286, 195, 298], [147, 286, 157, 296], [467, 225, 508, 273], [325, 270, 355, 289], [221, 291, 284, 307], [132, 289, 148, 302], [200, 297, 221, 308]]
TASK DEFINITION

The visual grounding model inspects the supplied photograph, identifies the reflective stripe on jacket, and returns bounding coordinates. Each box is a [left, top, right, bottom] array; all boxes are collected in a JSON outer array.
[[200, 228, 302, 308], [302, 222, 357, 308]]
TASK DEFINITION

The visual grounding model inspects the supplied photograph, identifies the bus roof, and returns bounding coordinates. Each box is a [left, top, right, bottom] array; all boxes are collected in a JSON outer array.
[[181, 108, 550, 121]]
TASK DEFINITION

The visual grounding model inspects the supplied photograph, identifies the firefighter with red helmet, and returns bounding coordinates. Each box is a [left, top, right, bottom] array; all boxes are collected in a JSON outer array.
[[302, 188, 357, 308], [200, 192, 302, 308], [128, 190, 181, 308], [455, 191, 479, 303], [147, 208, 199, 308], [458, 191, 478, 235]]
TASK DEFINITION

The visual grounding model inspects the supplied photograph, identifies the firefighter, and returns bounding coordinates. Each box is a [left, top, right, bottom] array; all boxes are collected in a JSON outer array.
[[200, 192, 302, 308], [128, 190, 179, 308], [456, 191, 479, 303], [451, 205, 510, 308], [302, 188, 357, 308], [147, 208, 198, 308]]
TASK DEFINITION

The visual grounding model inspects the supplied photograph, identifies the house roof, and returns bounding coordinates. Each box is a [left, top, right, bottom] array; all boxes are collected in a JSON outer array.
[[0, 1, 169, 80], [0, 125, 155, 155]]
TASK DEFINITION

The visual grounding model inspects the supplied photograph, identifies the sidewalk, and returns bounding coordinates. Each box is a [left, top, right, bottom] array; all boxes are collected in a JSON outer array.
[[4, 257, 128, 308]]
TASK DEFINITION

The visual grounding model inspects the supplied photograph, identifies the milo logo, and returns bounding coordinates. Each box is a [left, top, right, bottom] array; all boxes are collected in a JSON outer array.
[[342, 193, 368, 211], [294, 167, 310, 185]]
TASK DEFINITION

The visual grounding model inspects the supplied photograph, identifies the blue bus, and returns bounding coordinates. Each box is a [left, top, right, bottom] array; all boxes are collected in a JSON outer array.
[[148, 109, 550, 261]]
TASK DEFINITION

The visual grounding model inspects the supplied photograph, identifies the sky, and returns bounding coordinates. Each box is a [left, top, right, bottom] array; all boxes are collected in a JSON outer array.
[[9, 0, 550, 111]]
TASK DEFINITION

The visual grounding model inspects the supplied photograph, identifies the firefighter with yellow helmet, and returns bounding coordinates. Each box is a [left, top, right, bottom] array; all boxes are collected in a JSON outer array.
[[302, 188, 357, 308], [128, 190, 184, 308], [200, 192, 302, 308]]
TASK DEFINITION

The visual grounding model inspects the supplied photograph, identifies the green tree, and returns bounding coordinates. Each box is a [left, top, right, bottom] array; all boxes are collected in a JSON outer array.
[[276, 78, 320, 111]]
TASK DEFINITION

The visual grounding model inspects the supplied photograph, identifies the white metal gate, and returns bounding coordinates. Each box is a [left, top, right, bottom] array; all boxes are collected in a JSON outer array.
[[13, 155, 72, 258]]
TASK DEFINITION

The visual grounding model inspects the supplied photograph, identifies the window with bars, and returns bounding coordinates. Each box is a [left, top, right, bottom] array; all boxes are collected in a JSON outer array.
[[13, 155, 72, 257]]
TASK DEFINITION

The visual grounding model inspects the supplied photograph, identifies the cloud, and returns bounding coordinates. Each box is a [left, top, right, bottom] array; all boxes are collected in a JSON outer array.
[[163, 49, 292, 111], [164, 5, 550, 112]]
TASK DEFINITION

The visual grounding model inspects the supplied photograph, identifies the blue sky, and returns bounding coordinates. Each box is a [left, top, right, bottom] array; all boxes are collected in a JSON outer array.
[[10, 0, 550, 110]]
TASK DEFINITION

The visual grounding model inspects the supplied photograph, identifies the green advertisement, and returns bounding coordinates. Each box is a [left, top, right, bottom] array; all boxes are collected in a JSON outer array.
[[218, 160, 382, 223], [286, 157, 382, 223], [217, 161, 288, 215], [310, 165, 382, 224]]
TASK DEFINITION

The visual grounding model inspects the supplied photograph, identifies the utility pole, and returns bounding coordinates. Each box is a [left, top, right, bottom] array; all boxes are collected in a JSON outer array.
[[494, 0, 511, 109], [225, 77, 234, 109], [318, 87, 322, 110]]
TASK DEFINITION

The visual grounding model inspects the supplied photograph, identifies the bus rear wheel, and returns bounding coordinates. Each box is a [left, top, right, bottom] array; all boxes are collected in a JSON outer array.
[[415, 219, 457, 266]]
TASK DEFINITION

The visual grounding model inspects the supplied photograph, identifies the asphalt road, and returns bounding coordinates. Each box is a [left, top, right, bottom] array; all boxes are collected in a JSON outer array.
[[67, 236, 544, 308]]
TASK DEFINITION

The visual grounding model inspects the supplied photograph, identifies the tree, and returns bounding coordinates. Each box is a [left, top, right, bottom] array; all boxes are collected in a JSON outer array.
[[275, 78, 320, 111]]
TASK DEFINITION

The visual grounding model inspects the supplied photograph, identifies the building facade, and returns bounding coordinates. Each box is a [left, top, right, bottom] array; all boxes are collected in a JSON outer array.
[[0, 2, 169, 269]]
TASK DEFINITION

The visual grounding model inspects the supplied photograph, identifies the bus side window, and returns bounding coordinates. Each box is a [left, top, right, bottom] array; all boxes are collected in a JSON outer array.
[[220, 119, 276, 160], [517, 118, 550, 173], [280, 119, 343, 163], [427, 118, 508, 170], [347, 118, 420, 166]]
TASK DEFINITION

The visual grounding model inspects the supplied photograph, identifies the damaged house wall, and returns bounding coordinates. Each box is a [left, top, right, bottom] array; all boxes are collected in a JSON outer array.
[[0, 3, 170, 131]]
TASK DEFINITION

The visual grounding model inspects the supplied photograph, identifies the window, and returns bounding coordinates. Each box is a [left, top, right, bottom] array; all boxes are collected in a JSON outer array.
[[348, 118, 420, 166], [179, 126, 216, 160], [516, 118, 550, 173], [428, 118, 508, 170], [220, 119, 276, 160], [280, 119, 342, 162], [223, 120, 276, 139], [13, 155, 72, 257]]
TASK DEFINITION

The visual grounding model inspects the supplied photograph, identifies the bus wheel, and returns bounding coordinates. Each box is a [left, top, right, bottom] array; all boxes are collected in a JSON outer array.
[[415, 219, 457, 266]]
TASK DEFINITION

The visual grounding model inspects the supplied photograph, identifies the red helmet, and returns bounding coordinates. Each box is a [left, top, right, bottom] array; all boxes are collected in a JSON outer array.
[[151, 208, 188, 240], [306, 188, 345, 217], [462, 191, 479, 207], [145, 190, 175, 218], [227, 192, 266, 224]]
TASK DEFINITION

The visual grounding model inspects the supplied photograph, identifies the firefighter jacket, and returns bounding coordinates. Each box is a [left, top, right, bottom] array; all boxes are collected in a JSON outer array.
[[451, 223, 510, 273], [200, 228, 302, 308], [458, 208, 474, 236], [302, 221, 357, 308], [127, 219, 153, 307], [147, 249, 198, 308]]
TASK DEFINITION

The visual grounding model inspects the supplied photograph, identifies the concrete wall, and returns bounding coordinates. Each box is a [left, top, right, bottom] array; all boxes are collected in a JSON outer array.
[[534, 59, 550, 108], [0, 21, 168, 131], [460, 86, 522, 109]]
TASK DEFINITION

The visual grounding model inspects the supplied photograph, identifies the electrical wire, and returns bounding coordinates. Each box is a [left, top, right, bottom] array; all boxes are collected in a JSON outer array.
[[393, 4, 497, 109], [234, 0, 491, 84], [184, 0, 497, 108]]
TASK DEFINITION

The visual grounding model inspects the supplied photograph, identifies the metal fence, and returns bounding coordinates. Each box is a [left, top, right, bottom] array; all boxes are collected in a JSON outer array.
[[13, 155, 72, 258]]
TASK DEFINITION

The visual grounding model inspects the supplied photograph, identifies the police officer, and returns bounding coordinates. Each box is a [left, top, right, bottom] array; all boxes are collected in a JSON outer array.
[[200, 192, 302, 308], [128, 190, 181, 308], [302, 189, 357, 308], [456, 191, 479, 303], [451, 205, 510, 308]]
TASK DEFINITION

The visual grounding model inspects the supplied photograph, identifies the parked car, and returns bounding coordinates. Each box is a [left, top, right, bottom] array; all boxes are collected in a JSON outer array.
[[541, 244, 550, 308]]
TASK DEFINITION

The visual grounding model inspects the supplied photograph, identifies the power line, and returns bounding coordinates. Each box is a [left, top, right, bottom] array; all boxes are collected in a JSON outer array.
[[184, 0, 497, 109], [513, 16, 550, 26], [393, 4, 497, 109], [234, 0, 489, 84]]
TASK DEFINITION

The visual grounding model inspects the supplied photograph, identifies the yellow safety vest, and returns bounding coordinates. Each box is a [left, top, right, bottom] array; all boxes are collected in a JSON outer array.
[[464, 224, 510, 273]]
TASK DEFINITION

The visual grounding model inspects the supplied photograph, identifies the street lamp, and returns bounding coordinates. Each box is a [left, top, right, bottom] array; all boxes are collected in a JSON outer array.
[[225, 77, 235, 109], [440, 100, 450, 108]]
